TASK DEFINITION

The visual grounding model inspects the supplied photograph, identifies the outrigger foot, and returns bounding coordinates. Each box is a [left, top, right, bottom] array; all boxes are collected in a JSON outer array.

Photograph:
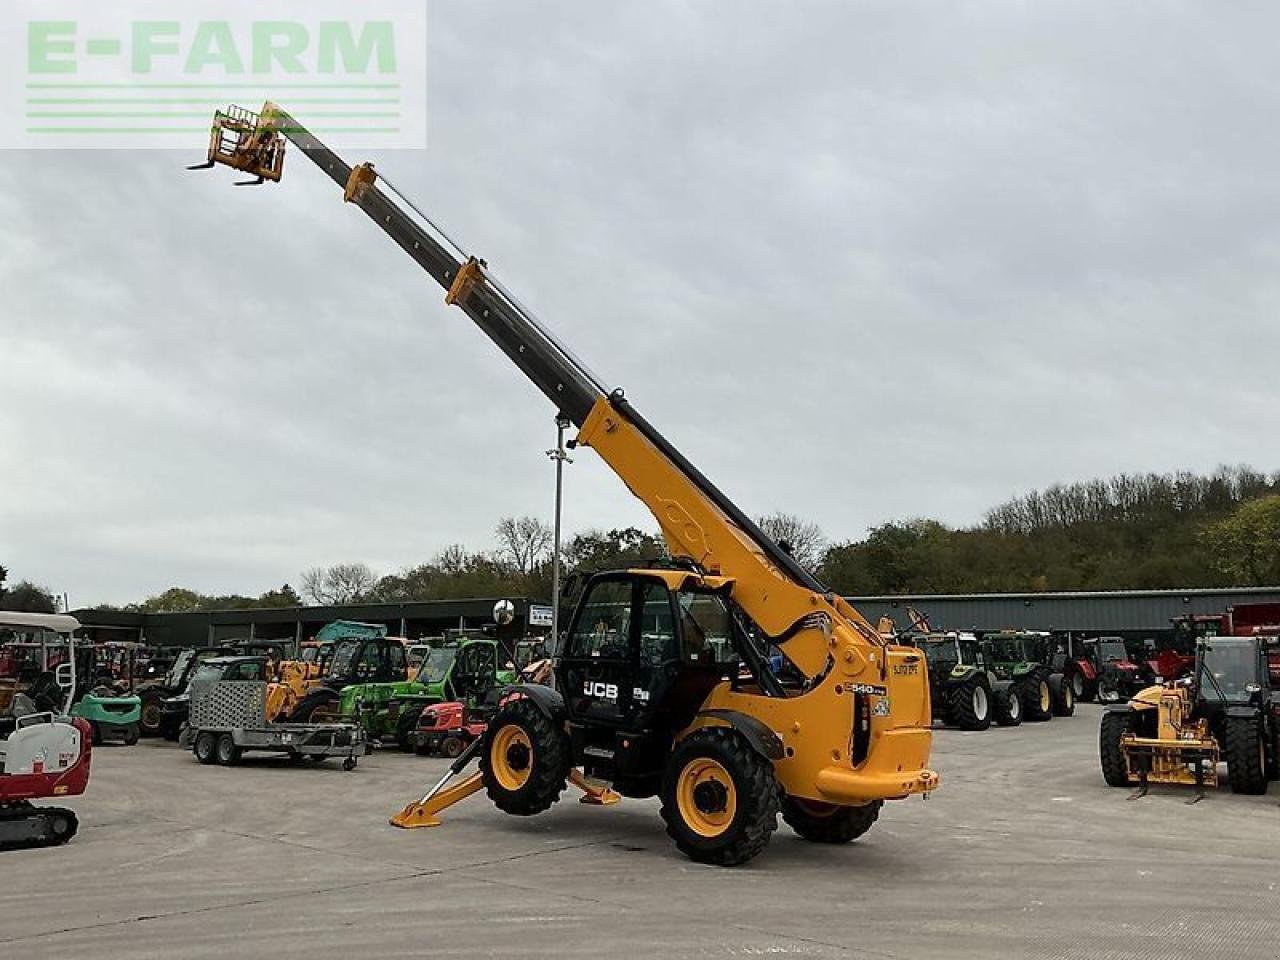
[[569, 769, 621, 806]]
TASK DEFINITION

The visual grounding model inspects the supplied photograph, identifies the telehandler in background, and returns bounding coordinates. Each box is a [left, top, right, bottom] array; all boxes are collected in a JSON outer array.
[[194, 102, 939, 865], [1101, 634, 1280, 798]]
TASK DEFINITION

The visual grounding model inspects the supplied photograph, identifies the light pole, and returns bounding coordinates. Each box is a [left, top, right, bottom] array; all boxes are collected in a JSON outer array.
[[547, 413, 573, 643]]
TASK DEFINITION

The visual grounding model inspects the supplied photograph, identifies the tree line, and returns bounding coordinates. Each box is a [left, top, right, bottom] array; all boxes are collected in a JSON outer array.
[[5, 466, 1278, 614]]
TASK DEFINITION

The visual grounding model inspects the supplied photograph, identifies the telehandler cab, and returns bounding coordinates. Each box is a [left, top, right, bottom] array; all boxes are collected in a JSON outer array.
[[194, 103, 939, 865]]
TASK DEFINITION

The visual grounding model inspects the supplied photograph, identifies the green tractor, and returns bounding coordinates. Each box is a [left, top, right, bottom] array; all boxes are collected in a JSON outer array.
[[981, 631, 1074, 722], [289, 629, 517, 749], [907, 631, 1030, 730]]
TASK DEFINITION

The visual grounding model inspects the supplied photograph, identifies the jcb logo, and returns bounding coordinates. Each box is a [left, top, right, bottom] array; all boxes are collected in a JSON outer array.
[[583, 681, 618, 701], [892, 662, 919, 676]]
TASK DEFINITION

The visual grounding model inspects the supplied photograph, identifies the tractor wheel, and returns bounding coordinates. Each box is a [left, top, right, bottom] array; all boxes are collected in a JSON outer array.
[[782, 797, 881, 844], [215, 733, 241, 766], [661, 728, 779, 866], [1049, 675, 1075, 717], [291, 690, 341, 724], [992, 686, 1022, 727], [948, 676, 992, 731], [440, 735, 465, 759], [1099, 710, 1133, 787], [193, 731, 217, 765], [1225, 716, 1268, 795], [122, 724, 140, 746], [395, 708, 423, 752], [1096, 675, 1122, 704], [138, 692, 164, 737], [1022, 674, 1054, 722], [480, 698, 570, 816]]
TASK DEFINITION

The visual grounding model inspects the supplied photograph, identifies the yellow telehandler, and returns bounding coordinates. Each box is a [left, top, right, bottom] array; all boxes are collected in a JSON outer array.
[[193, 103, 938, 865]]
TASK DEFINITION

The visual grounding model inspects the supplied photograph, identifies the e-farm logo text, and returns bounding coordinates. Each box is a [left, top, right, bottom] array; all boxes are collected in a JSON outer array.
[[2, 1, 426, 149]]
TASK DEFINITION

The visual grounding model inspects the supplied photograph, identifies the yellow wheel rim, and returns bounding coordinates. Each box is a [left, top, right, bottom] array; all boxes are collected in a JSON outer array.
[[676, 758, 737, 838], [1039, 682, 1051, 712], [490, 725, 533, 792]]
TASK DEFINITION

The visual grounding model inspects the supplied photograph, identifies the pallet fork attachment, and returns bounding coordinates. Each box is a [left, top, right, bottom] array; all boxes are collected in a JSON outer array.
[[390, 738, 620, 830], [187, 103, 286, 185]]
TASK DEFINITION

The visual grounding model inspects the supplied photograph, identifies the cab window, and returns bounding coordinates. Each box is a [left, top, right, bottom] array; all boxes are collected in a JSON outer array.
[[570, 581, 633, 660], [678, 592, 736, 666]]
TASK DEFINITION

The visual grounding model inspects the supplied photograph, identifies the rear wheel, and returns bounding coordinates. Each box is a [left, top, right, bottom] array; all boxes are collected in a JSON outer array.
[[193, 731, 217, 765], [948, 676, 992, 731], [1099, 710, 1133, 787], [480, 698, 569, 816], [660, 728, 779, 866], [292, 690, 341, 724], [993, 686, 1022, 726], [215, 733, 241, 766], [1225, 715, 1268, 795], [782, 797, 881, 844]]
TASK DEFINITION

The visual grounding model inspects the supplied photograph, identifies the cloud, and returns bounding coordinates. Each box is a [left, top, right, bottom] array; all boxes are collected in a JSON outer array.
[[3, 1, 1279, 604]]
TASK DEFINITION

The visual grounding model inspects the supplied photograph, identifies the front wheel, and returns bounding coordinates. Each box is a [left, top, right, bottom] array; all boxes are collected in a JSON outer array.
[[291, 690, 341, 724], [1050, 675, 1075, 717], [139, 693, 164, 737], [993, 686, 1022, 727], [395, 708, 423, 752], [782, 797, 881, 844], [948, 676, 992, 731], [480, 698, 570, 816], [1225, 715, 1268, 795], [1022, 675, 1054, 722], [660, 728, 779, 867], [1099, 710, 1132, 787]]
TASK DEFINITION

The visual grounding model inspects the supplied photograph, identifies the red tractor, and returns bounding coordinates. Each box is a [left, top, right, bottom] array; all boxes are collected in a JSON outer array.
[[1060, 636, 1150, 703], [410, 701, 489, 758]]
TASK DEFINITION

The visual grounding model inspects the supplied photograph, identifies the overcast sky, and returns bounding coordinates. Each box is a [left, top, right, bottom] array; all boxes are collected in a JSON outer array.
[[4, 2, 1279, 607]]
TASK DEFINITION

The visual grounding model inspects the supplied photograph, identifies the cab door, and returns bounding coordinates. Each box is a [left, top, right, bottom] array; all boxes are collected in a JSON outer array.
[[561, 576, 637, 727]]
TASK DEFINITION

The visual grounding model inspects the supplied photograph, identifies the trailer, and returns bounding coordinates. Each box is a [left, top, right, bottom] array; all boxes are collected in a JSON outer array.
[[180, 657, 367, 770]]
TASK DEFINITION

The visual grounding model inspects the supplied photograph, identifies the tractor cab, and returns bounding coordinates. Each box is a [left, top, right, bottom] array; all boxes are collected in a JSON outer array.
[[1196, 636, 1278, 706], [558, 570, 754, 793], [322, 636, 407, 688]]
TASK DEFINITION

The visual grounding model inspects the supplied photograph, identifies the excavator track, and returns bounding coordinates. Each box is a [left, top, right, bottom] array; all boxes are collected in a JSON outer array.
[[0, 802, 79, 851]]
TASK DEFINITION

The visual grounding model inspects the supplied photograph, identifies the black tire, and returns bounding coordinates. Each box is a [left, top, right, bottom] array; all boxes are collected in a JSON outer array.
[[1021, 673, 1054, 722], [215, 733, 241, 766], [480, 698, 570, 816], [660, 728, 780, 867], [193, 730, 217, 765], [90, 722, 103, 747], [1225, 715, 1268, 795], [1099, 710, 1133, 787], [1096, 673, 1123, 704], [440, 735, 465, 759], [948, 675, 992, 731], [782, 797, 881, 844], [993, 686, 1022, 727], [138, 692, 165, 737], [1049, 674, 1075, 717], [291, 690, 341, 723], [395, 708, 423, 752], [123, 724, 140, 746]]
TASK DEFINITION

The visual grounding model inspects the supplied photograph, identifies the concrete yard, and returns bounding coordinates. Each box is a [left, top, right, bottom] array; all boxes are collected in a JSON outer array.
[[3, 704, 1277, 960]]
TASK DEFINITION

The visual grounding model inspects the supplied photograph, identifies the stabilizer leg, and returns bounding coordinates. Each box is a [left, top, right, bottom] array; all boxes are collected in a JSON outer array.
[[569, 768, 621, 806], [390, 737, 485, 829]]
